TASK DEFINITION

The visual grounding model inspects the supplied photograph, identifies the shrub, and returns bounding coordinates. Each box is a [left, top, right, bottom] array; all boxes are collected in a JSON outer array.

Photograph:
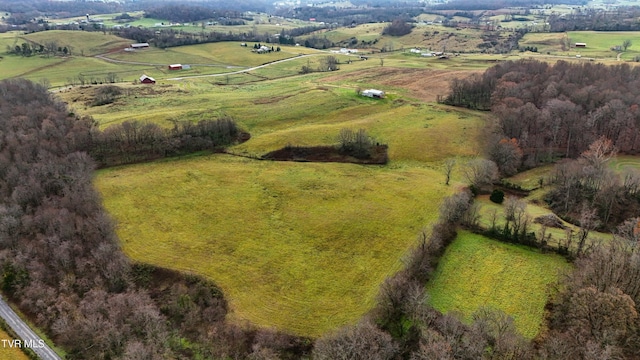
[[490, 189, 505, 204]]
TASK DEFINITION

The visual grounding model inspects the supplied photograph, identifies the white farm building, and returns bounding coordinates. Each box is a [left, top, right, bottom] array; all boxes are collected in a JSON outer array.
[[361, 89, 385, 99]]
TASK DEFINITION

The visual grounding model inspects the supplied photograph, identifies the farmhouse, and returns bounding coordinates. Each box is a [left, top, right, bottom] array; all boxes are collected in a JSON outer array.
[[168, 64, 183, 70], [130, 43, 150, 49], [139, 74, 155, 84], [361, 89, 385, 99], [575, 42, 587, 48]]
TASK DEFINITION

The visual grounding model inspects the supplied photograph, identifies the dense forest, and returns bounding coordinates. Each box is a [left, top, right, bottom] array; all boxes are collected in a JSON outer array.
[[109, 24, 321, 49], [548, 7, 640, 32], [274, 5, 425, 26], [444, 59, 640, 230], [431, 0, 586, 11], [0, 0, 270, 24], [143, 5, 240, 24], [0, 79, 310, 359], [445, 60, 640, 160]]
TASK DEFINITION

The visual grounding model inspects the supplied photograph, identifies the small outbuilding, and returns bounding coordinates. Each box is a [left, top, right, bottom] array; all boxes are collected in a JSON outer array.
[[361, 89, 385, 99], [130, 43, 150, 49], [575, 42, 587, 48], [168, 64, 183, 70], [139, 74, 156, 84]]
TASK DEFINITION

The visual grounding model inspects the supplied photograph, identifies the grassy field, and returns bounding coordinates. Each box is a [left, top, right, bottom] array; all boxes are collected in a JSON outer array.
[[90, 66, 486, 337], [568, 31, 640, 60], [312, 24, 502, 54], [505, 164, 555, 191], [22, 30, 132, 56], [95, 156, 455, 337], [427, 230, 570, 339], [609, 155, 640, 172], [520, 31, 640, 60], [0, 329, 29, 360]]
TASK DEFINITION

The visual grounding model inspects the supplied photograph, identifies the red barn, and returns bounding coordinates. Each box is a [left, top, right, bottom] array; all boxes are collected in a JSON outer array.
[[139, 74, 156, 84], [168, 64, 183, 70]]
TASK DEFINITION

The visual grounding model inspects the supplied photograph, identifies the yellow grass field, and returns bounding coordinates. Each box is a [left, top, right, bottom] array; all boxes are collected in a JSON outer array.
[[0, 329, 29, 360], [91, 67, 486, 337], [95, 156, 454, 337], [427, 231, 570, 338], [22, 30, 132, 56]]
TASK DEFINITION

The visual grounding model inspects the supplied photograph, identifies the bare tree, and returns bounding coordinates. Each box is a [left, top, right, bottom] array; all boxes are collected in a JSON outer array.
[[488, 138, 522, 176], [567, 286, 637, 345], [462, 159, 498, 189], [614, 217, 640, 247], [439, 190, 472, 224], [580, 136, 617, 171], [623, 39, 632, 51], [576, 204, 599, 256], [313, 318, 398, 360], [321, 56, 339, 71], [443, 158, 456, 185]]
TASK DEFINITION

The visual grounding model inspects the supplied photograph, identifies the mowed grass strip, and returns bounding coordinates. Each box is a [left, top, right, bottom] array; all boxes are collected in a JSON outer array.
[[609, 155, 640, 172], [95, 156, 452, 337], [426, 230, 570, 339]]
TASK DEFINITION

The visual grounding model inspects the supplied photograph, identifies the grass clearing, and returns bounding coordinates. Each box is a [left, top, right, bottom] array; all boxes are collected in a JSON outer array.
[[89, 66, 485, 337], [95, 155, 453, 337], [523, 31, 640, 60], [609, 155, 640, 172], [505, 165, 555, 190], [568, 31, 640, 60], [22, 30, 132, 56], [426, 230, 570, 339]]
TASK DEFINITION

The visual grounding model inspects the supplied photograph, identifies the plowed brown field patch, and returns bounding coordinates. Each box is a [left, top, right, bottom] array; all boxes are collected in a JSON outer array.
[[322, 67, 481, 102]]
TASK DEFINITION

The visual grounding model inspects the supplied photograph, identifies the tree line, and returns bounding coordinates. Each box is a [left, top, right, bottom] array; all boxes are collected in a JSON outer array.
[[547, 7, 640, 32], [143, 5, 230, 24], [108, 25, 323, 49], [89, 116, 244, 168], [0, 78, 310, 359]]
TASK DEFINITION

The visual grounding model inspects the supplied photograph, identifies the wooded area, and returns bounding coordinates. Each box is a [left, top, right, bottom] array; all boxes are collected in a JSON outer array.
[[0, 79, 309, 359]]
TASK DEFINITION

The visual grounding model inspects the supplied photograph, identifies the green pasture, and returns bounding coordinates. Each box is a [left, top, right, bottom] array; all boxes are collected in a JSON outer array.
[[610, 155, 640, 172], [0, 54, 65, 81], [505, 165, 555, 191], [67, 72, 484, 164], [518, 32, 566, 54], [415, 14, 446, 22], [94, 156, 454, 337], [20, 56, 156, 86], [22, 30, 131, 56], [103, 43, 324, 68], [0, 31, 20, 49], [427, 231, 570, 339], [88, 66, 485, 337], [170, 42, 323, 67], [568, 31, 640, 60]]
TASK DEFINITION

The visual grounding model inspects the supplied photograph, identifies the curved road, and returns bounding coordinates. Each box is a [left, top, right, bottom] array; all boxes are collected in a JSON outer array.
[[0, 297, 60, 360]]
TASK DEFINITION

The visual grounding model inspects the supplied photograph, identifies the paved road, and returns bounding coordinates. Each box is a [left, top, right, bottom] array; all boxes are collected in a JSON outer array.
[[0, 297, 61, 360]]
